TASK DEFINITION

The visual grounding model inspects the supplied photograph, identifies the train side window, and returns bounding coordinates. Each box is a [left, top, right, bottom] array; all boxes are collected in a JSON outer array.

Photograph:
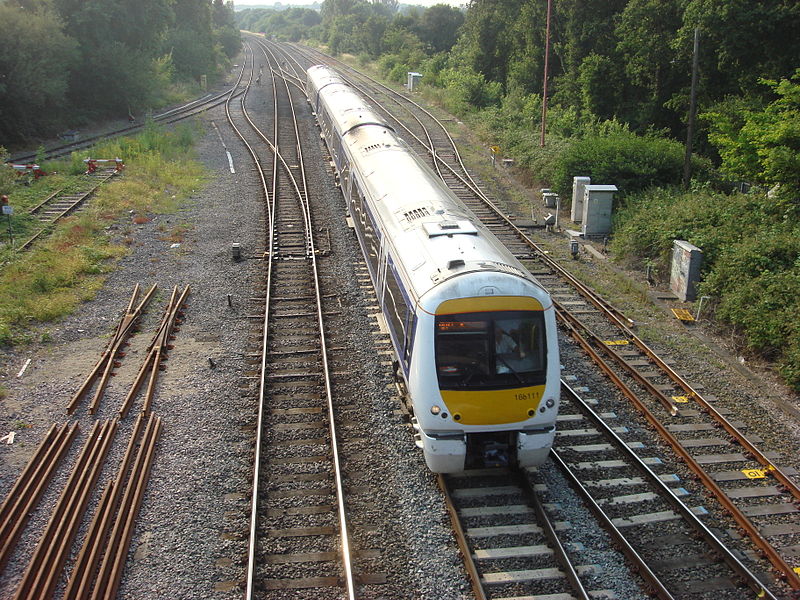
[[384, 258, 408, 353]]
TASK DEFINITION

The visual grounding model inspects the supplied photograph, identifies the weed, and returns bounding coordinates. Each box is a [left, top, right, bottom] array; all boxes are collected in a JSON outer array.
[[0, 123, 205, 345]]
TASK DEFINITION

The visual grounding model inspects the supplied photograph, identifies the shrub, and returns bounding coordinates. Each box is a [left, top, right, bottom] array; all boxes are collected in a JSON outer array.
[[552, 131, 708, 200]]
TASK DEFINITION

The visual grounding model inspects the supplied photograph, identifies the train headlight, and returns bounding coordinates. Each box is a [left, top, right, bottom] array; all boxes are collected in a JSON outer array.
[[430, 405, 441, 415], [545, 398, 555, 409]]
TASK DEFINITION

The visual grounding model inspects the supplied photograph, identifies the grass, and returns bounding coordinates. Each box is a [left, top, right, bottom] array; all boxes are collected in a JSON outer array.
[[0, 121, 205, 345]]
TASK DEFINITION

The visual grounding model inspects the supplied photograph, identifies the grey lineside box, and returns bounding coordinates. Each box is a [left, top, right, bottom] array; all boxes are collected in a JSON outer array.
[[670, 240, 703, 301], [581, 185, 617, 237], [407, 72, 422, 91], [571, 176, 590, 223]]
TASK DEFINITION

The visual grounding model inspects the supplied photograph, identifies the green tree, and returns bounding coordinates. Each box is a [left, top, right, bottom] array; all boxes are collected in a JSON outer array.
[[615, 0, 683, 131], [677, 0, 800, 99], [417, 4, 464, 54], [0, 4, 78, 140], [550, 0, 628, 109], [704, 70, 800, 207]]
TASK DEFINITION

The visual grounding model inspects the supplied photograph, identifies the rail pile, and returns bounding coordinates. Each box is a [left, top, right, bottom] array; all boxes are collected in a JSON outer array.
[[63, 413, 163, 600], [0, 423, 79, 572], [120, 285, 190, 417], [1, 284, 187, 597]]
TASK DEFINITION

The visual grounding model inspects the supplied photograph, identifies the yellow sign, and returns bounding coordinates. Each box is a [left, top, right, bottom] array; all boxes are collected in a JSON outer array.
[[742, 468, 767, 479], [490, 145, 500, 154], [603, 340, 629, 346], [672, 395, 689, 403]]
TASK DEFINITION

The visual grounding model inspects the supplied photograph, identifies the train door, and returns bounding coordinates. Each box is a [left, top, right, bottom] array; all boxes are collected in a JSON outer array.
[[376, 239, 388, 308]]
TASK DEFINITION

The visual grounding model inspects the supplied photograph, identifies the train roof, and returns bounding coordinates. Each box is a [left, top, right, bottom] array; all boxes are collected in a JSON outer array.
[[342, 124, 537, 301], [308, 65, 543, 303], [308, 65, 391, 136]]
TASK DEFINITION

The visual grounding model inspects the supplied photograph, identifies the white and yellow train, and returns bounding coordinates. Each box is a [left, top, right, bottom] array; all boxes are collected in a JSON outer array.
[[307, 64, 560, 472]]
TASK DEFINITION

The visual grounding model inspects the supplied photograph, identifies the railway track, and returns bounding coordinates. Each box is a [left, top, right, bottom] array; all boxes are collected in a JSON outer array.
[[225, 42, 359, 599], [439, 468, 601, 600], [273, 43, 800, 598]]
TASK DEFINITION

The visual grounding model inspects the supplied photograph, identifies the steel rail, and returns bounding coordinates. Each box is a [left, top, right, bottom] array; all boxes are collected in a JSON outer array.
[[437, 475, 488, 600], [238, 41, 358, 599], [14, 419, 117, 600], [556, 303, 680, 417], [67, 283, 157, 414], [547, 448, 676, 599], [559, 310, 795, 593], [227, 45, 276, 600], [64, 413, 147, 600], [0, 422, 79, 573], [515, 469, 592, 600], [17, 171, 117, 253], [84, 413, 161, 600], [262, 41, 358, 598], [89, 283, 158, 414], [98, 414, 162, 600], [616, 322, 800, 504], [118, 285, 189, 417]]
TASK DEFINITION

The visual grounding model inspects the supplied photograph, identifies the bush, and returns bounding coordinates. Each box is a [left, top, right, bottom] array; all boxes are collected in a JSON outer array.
[[552, 131, 709, 200], [439, 67, 502, 114]]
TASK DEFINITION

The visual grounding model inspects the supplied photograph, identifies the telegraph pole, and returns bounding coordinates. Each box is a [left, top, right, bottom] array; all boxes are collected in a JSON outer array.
[[539, 0, 552, 147]]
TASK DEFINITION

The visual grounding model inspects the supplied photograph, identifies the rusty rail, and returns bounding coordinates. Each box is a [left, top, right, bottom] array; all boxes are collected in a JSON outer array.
[[64, 413, 147, 600], [67, 283, 158, 414], [0, 422, 79, 573], [558, 313, 794, 593], [13, 420, 117, 600], [59, 413, 162, 600], [119, 285, 189, 417]]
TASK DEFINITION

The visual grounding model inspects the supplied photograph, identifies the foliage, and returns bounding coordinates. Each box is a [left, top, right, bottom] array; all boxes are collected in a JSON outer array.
[[439, 68, 502, 113], [236, 7, 321, 42], [610, 185, 800, 390], [704, 70, 800, 207], [0, 0, 238, 141], [0, 4, 78, 140], [552, 131, 706, 201]]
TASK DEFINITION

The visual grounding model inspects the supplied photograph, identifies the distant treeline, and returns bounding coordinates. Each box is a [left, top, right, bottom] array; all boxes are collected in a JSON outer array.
[[0, 0, 241, 143]]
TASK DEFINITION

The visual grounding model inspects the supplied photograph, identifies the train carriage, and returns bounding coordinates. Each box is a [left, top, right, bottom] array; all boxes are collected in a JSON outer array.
[[307, 65, 560, 472]]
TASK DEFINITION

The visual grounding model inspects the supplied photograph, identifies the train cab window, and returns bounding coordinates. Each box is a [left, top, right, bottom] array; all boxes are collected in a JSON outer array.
[[435, 311, 546, 390]]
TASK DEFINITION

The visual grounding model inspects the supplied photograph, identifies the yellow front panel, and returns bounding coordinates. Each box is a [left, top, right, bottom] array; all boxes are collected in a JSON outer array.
[[440, 385, 545, 425], [436, 296, 544, 315]]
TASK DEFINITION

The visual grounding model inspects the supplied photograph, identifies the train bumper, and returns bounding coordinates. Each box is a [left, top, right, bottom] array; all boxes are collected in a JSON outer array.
[[420, 431, 466, 473], [517, 426, 556, 467]]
